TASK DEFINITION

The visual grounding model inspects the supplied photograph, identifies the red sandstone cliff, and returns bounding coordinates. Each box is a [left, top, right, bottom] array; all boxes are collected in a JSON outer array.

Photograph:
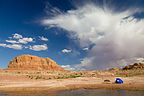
[[7, 55, 65, 71]]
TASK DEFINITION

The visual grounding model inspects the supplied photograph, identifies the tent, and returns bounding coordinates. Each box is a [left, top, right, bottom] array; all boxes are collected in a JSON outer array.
[[115, 78, 123, 84]]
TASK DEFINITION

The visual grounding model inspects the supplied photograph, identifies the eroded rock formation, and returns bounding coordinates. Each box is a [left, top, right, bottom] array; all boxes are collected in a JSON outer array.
[[7, 55, 65, 71], [123, 63, 144, 70]]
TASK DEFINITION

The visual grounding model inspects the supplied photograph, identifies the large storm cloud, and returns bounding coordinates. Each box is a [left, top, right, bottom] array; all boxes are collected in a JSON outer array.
[[42, 2, 144, 70]]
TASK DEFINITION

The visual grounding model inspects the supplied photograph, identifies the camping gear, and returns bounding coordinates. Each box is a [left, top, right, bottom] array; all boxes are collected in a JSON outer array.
[[103, 79, 111, 84], [104, 80, 111, 82], [115, 78, 123, 84]]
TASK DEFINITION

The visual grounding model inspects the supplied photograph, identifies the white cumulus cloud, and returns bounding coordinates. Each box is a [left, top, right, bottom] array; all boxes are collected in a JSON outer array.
[[0, 44, 7, 47], [83, 47, 89, 51], [29, 44, 48, 51], [6, 40, 18, 44], [62, 49, 72, 53], [13, 33, 23, 39], [18, 38, 33, 44], [61, 65, 75, 71], [0, 33, 49, 51], [0, 43, 22, 50], [43, 3, 144, 70], [6, 44, 22, 50], [39, 36, 48, 41], [136, 58, 144, 62], [6, 33, 34, 44]]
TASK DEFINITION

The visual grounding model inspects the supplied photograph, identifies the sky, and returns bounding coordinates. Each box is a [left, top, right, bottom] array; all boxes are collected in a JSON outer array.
[[0, 0, 144, 70]]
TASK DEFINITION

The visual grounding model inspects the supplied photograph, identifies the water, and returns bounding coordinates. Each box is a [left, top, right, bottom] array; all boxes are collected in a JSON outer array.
[[0, 89, 144, 96]]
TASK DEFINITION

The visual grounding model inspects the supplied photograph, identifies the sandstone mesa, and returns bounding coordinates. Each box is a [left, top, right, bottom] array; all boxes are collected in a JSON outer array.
[[6, 55, 65, 71]]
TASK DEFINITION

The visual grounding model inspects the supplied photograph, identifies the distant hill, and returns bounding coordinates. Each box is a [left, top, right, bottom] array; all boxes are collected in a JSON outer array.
[[108, 63, 144, 71], [123, 63, 144, 70]]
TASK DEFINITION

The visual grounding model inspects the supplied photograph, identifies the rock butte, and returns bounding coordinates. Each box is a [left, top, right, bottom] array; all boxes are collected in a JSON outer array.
[[6, 55, 65, 71]]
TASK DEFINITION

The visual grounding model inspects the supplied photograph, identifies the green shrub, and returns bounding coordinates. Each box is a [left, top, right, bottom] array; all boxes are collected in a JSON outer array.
[[26, 75, 33, 79], [16, 72, 21, 74], [46, 72, 51, 74], [35, 72, 41, 74], [69, 75, 81, 78], [35, 76, 43, 80], [5, 71, 8, 73]]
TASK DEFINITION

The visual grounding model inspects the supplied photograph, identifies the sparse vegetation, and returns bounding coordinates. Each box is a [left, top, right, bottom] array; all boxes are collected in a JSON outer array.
[[115, 69, 144, 77], [67, 74, 82, 78], [26, 75, 33, 79], [34, 72, 41, 74], [15, 71, 28, 74], [126, 72, 142, 77], [25, 72, 83, 80], [35, 76, 44, 80], [16, 72, 21, 74], [46, 72, 52, 74], [5, 71, 8, 73], [53, 75, 82, 79]]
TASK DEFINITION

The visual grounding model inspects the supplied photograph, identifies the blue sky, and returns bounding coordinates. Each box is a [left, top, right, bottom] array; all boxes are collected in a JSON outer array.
[[0, 0, 144, 70]]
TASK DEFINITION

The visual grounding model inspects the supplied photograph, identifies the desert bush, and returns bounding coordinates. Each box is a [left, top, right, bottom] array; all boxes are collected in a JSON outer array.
[[26, 75, 33, 79], [5, 71, 8, 73], [35, 76, 45, 80], [16, 71, 28, 74], [16, 72, 21, 74], [46, 72, 52, 74], [36, 76, 42, 80], [34, 72, 41, 74]]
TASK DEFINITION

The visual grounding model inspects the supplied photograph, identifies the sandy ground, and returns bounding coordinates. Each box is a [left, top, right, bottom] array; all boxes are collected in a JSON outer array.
[[0, 70, 144, 92]]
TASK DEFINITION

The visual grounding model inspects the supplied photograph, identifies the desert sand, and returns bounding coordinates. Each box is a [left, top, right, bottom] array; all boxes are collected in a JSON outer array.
[[0, 70, 144, 92]]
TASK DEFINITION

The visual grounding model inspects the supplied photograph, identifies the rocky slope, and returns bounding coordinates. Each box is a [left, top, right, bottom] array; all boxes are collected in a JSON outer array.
[[123, 63, 144, 70], [7, 55, 65, 71]]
